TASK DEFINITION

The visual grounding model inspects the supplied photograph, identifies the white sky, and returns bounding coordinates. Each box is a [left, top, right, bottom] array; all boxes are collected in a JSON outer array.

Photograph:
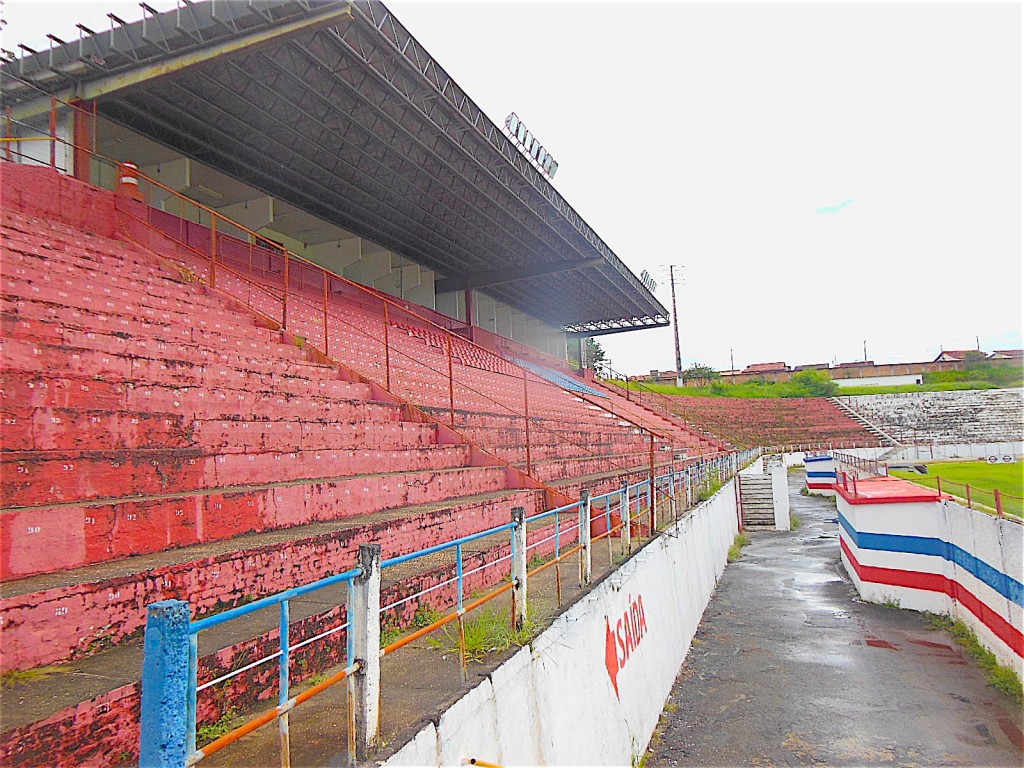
[[3, 1, 1021, 375]]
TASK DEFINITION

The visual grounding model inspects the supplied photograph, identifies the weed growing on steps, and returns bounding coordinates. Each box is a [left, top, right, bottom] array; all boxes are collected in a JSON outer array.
[[928, 614, 1023, 703], [881, 595, 902, 609], [727, 533, 750, 563], [790, 513, 802, 530], [0, 665, 68, 688], [197, 707, 239, 747], [413, 603, 444, 628], [428, 604, 543, 662]]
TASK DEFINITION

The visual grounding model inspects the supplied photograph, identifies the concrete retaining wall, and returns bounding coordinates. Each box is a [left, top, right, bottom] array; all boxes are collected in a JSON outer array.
[[383, 483, 740, 766], [886, 442, 1022, 462], [838, 483, 1023, 678], [803, 454, 836, 496]]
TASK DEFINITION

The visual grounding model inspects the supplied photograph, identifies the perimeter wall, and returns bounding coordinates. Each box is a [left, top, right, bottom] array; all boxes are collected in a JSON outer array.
[[383, 482, 740, 766], [839, 492, 1023, 679]]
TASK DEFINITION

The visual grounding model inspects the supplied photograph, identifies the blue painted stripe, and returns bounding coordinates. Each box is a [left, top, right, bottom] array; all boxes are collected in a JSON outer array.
[[839, 512, 1023, 607], [807, 471, 837, 479], [804, 456, 832, 463]]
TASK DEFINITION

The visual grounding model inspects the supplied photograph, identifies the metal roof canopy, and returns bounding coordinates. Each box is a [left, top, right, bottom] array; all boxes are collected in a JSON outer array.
[[1, 0, 669, 335]]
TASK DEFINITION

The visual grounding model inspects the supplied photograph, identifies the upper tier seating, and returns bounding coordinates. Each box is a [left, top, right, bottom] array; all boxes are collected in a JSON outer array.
[[838, 389, 1024, 445], [662, 395, 882, 448], [135, 207, 719, 494]]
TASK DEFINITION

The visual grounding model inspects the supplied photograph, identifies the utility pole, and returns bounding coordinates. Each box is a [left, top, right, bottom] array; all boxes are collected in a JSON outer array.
[[670, 265, 683, 387], [863, 340, 867, 362], [730, 348, 735, 373]]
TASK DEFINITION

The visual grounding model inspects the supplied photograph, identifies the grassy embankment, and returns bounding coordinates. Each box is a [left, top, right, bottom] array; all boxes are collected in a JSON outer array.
[[609, 364, 1022, 399]]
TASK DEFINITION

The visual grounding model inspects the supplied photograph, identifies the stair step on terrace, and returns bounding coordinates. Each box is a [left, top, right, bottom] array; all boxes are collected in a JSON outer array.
[[0, 271, 255, 330], [1, 294, 284, 352], [0, 464, 513, 580], [0, 371, 382, 420], [0, 487, 547, 731], [2, 319, 311, 372], [0, 336, 336, 389], [0, 443, 475, 508], [1, 304, 308, 362], [1, 407, 433, 454]]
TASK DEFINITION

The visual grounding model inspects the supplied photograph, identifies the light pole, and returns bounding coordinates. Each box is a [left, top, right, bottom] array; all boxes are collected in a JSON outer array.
[[669, 265, 683, 387]]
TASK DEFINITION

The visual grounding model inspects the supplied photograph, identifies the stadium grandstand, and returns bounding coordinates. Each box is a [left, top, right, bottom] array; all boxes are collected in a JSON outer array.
[[2, 2, 1018, 766], [0, 1, 733, 764]]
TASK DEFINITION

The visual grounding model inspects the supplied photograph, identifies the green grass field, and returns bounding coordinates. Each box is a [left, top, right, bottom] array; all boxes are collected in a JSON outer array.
[[889, 461, 1023, 517]]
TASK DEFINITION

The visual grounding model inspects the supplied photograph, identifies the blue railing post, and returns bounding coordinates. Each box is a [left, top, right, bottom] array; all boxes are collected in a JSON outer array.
[[279, 599, 291, 764], [140, 599, 191, 768], [620, 481, 631, 555]]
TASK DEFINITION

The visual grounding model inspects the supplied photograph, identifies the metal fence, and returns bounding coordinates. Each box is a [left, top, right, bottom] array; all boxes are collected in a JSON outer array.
[[140, 450, 758, 767]]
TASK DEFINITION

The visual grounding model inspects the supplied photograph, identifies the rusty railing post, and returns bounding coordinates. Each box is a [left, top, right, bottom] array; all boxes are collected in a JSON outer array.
[[649, 433, 656, 532], [282, 248, 290, 329], [446, 332, 455, 426], [523, 368, 532, 476], [382, 301, 391, 391], [994, 488, 1004, 517], [49, 97, 57, 168], [4, 106, 12, 161], [209, 217, 217, 289], [965, 483, 972, 510]]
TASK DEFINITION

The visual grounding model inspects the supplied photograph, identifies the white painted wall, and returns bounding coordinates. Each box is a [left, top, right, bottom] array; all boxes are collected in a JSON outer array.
[[839, 494, 1023, 679], [384, 483, 741, 767], [885, 442, 1022, 461], [769, 461, 791, 530], [835, 374, 923, 388]]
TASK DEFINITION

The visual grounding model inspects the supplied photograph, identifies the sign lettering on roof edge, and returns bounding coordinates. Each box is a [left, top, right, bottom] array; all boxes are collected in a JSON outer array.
[[505, 112, 559, 179]]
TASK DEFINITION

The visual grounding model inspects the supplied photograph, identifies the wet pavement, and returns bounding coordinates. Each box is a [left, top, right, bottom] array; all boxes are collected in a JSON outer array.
[[647, 473, 1023, 767]]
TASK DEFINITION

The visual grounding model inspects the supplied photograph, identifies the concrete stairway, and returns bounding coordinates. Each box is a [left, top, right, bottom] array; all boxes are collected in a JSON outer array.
[[829, 397, 900, 445], [739, 474, 775, 528]]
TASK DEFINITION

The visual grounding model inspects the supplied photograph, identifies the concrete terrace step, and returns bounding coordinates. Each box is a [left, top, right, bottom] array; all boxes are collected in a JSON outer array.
[[0, 464, 512, 580], [0, 371, 384, 422], [1, 443, 476, 507], [0, 336, 336, 388], [1, 406, 437, 453], [0, 487, 548, 730], [2, 299, 301, 358]]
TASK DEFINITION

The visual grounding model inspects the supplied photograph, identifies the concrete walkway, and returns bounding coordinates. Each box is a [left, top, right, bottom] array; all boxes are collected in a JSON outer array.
[[648, 474, 1023, 766]]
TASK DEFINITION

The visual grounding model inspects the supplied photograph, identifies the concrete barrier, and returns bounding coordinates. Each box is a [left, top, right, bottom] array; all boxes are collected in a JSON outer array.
[[383, 482, 740, 766], [803, 454, 836, 496], [837, 476, 1023, 679]]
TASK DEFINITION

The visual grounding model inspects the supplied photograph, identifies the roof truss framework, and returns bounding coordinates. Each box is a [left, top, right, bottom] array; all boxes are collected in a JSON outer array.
[[1, 0, 669, 333]]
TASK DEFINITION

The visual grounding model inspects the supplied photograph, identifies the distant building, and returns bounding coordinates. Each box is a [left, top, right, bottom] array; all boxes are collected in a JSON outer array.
[[933, 350, 982, 362], [988, 349, 1023, 361], [743, 362, 789, 374], [836, 361, 873, 368], [792, 363, 829, 371]]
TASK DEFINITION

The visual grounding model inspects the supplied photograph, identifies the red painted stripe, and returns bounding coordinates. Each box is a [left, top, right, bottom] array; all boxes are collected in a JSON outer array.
[[806, 482, 834, 489], [841, 538, 1024, 657]]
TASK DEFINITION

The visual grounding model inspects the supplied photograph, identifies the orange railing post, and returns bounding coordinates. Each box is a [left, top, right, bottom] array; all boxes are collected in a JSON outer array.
[[322, 274, 330, 358], [523, 369, 532, 476], [209, 217, 217, 289], [994, 488, 1004, 517], [282, 248, 290, 329], [446, 333, 455, 426], [383, 301, 391, 391], [49, 97, 57, 168], [4, 106, 11, 161], [965, 483, 972, 510]]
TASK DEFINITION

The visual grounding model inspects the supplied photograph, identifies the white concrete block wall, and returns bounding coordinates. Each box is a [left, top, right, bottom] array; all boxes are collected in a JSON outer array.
[[770, 462, 791, 530], [803, 455, 836, 496], [838, 488, 1023, 679], [384, 483, 740, 767]]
